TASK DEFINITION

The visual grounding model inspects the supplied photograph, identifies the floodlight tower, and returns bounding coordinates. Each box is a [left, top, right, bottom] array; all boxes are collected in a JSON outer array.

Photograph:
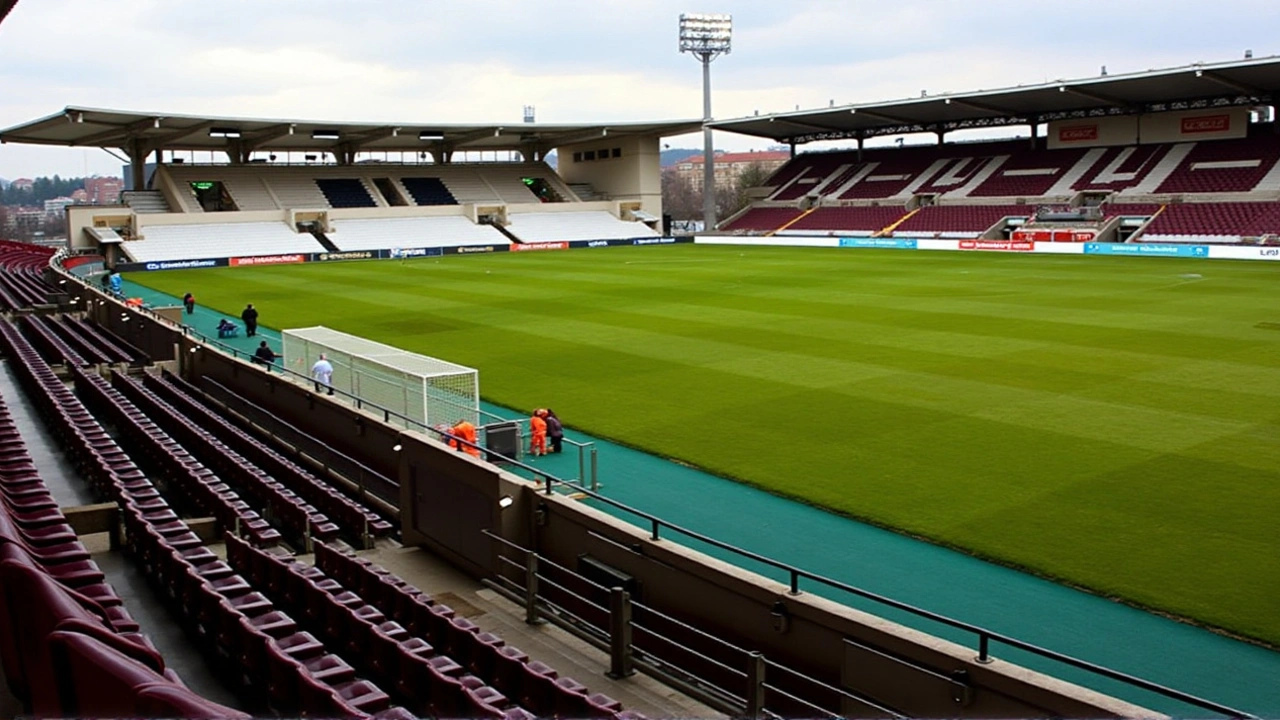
[[679, 12, 731, 231]]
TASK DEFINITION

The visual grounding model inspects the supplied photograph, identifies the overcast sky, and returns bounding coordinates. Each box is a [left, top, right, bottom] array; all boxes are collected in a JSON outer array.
[[1, 0, 1277, 178]]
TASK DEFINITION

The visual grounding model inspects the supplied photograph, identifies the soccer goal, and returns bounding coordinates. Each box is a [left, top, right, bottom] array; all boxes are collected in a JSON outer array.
[[281, 326, 479, 429]]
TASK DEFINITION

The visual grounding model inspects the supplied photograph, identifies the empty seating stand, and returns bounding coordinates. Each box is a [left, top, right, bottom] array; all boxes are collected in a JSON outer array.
[[98, 369, 334, 549], [893, 205, 1029, 237], [785, 206, 907, 234], [401, 177, 458, 206], [0, 354, 245, 717], [126, 222, 324, 263], [0, 330, 408, 717], [731, 131, 1280, 243], [303, 540, 640, 720], [1156, 133, 1280, 194], [722, 207, 804, 233], [318, 179, 378, 208], [192, 374, 400, 508], [506, 211, 658, 243], [141, 370, 393, 544], [0, 242, 58, 311], [1140, 201, 1280, 242], [327, 216, 509, 252]]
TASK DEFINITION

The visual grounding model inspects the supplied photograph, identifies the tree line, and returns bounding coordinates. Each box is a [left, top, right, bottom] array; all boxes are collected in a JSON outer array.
[[661, 162, 774, 228], [1, 175, 88, 206]]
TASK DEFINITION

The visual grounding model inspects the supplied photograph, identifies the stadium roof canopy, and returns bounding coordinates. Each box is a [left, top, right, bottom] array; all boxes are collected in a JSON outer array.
[[709, 56, 1280, 145], [0, 106, 702, 154], [0, 0, 19, 26]]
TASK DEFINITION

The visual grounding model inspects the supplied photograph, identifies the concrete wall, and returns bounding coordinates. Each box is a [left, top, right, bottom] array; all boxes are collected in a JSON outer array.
[[509, 487, 1150, 719], [557, 136, 663, 217]]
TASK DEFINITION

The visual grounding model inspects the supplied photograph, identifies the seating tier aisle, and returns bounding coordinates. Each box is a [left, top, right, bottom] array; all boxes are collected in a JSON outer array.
[[328, 216, 510, 251], [506, 211, 658, 243], [125, 222, 324, 263]]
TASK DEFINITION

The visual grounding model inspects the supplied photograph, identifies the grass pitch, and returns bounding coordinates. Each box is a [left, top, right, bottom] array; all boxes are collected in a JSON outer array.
[[137, 245, 1280, 646]]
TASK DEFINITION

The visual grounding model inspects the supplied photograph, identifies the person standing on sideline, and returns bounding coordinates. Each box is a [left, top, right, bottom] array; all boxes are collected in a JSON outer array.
[[311, 353, 334, 395], [252, 341, 276, 370], [545, 408, 564, 454], [182, 292, 195, 315], [241, 303, 259, 337], [529, 409, 548, 457]]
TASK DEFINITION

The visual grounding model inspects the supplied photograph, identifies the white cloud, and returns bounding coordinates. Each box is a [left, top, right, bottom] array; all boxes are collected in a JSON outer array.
[[0, 0, 1277, 176]]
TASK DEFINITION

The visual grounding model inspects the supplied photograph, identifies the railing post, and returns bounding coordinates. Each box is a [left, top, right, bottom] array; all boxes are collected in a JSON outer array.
[[977, 633, 992, 664], [578, 444, 586, 488], [745, 651, 766, 719], [651, 519, 660, 541], [524, 553, 544, 625], [607, 587, 635, 679], [590, 447, 599, 492], [789, 570, 800, 595]]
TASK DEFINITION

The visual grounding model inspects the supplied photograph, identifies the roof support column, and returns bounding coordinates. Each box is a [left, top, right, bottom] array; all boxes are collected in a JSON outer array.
[[1029, 116, 1040, 150], [935, 128, 946, 146], [127, 137, 149, 191], [521, 142, 545, 163], [226, 139, 248, 164], [788, 142, 796, 159], [856, 135, 864, 163]]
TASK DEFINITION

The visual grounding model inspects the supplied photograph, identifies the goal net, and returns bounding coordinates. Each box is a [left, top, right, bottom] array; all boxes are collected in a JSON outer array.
[[281, 326, 479, 429]]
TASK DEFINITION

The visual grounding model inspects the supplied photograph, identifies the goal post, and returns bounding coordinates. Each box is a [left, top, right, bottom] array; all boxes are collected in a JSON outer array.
[[281, 326, 479, 429]]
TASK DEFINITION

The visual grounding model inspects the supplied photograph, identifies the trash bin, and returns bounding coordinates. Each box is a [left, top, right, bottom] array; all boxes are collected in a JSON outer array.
[[483, 421, 521, 460]]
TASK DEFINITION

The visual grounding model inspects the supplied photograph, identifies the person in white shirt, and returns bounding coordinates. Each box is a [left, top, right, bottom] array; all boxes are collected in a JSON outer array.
[[311, 353, 334, 395]]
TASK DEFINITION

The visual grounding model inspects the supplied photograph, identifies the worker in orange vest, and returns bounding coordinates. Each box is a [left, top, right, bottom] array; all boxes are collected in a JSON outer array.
[[450, 419, 481, 458], [529, 409, 548, 457]]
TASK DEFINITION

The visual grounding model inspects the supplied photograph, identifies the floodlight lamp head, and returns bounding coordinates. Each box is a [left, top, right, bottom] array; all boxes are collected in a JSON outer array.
[[679, 13, 732, 59]]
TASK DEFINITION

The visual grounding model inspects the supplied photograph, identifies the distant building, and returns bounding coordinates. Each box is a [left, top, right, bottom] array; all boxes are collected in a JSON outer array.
[[676, 150, 790, 192], [71, 188, 88, 202], [44, 196, 76, 215], [11, 178, 34, 191], [83, 176, 124, 204], [10, 208, 43, 233]]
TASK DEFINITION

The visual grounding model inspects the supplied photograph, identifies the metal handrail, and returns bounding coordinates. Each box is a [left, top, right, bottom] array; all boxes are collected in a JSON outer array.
[[535, 479, 1251, 717], [61, 265, 1252, 719]]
